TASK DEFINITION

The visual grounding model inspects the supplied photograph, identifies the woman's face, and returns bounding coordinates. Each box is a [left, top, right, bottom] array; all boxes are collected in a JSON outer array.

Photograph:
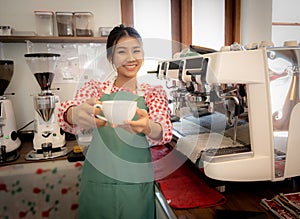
[[112, 36, 144, 80]]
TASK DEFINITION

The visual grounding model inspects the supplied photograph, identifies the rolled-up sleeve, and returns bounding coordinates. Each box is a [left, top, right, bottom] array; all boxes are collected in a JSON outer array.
[[143, 84, 173, 146]]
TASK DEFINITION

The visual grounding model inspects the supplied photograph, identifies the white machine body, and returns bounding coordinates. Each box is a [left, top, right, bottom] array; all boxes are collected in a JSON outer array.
[[33, 95, 65, 150], [0, 98, 21, 152], [160, 46, 300, 182], [202, 47, 300, 182]]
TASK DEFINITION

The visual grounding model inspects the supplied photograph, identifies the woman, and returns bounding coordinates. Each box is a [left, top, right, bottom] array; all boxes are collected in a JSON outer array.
[[58, 24, 173, 219]]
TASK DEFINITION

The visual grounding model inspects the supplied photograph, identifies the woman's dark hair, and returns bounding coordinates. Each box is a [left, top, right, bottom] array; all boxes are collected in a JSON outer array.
[[106, 24, 142, 60]]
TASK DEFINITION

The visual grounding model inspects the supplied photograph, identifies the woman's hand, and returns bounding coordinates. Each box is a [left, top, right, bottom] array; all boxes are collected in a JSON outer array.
[[122, 108, 163, 140], [121, 108, 150, 134], [66, 98, 107, 129]]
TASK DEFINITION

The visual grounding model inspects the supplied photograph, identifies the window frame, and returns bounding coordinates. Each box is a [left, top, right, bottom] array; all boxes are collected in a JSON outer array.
[[120, 0, 240, 54]]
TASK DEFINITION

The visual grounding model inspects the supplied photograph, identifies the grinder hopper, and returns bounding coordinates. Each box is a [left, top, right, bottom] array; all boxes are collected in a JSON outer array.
[[24, 53, 60, 122], [0, 60, 13, 96]]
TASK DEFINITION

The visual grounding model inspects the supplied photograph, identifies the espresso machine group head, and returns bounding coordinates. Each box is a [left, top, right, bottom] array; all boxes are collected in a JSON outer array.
[[0, 60, 21, 162], [24, 53, 66, 159], [157, 55, 224, 119]]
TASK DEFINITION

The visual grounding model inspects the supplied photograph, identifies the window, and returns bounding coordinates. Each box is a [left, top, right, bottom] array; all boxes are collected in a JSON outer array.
[[192, 0, 225, 50], [133, 0, 171, 41], [122, 0, 240, 53], [133, 0, 173, 60]]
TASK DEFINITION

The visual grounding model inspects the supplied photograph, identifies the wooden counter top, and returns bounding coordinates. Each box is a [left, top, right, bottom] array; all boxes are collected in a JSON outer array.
[[0, 140, 78, 166]]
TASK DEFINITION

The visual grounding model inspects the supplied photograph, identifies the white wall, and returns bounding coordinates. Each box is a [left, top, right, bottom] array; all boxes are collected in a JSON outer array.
[[0, 0, 121, 130], [0, 0, 121, 35], [241, 0, 300, 47], [192, 0, 225, 50], [272, 0, 300, 47]]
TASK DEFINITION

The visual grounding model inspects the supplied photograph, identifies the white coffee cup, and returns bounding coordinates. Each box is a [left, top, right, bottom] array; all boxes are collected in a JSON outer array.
[[94, 100, 137, 125]]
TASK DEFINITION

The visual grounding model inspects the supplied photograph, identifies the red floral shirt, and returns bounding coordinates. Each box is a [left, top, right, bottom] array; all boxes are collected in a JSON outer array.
[[58, 80, 173, 146]]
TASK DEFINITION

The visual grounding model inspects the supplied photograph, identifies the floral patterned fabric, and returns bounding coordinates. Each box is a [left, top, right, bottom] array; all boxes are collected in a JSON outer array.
[[58, 80, 173, 146], [0, 160, 83, 219]]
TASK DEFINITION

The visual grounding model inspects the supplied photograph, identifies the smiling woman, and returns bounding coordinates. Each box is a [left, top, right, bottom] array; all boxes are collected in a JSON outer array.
[[57, 24, 173, 219]]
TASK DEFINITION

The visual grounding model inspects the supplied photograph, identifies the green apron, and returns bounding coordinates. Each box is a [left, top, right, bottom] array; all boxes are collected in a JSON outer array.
[[79, 91, 155, 219]]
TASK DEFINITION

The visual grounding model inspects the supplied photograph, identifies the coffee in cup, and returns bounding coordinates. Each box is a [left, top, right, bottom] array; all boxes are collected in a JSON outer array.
[[95, 100, 137, 125]]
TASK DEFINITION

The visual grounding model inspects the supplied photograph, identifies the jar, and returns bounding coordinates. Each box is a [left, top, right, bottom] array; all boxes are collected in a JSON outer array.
[[34, 11, 54, 36], [99, 27, 113, 37], [0, 26, 11, 36], [74, 12, 94, 36], [56, 12, 74, 36]]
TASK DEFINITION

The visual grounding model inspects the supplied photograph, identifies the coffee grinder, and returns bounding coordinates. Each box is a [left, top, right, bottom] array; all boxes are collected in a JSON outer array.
[[0, 60, 21, 163], [24, 53, 67, 160]]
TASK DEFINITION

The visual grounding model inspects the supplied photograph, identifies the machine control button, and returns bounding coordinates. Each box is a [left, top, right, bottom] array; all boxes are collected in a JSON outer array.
[[11, 131, 18, 141]]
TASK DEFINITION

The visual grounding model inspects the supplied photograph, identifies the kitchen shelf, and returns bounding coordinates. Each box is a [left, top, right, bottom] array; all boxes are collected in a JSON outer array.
[[0, 36, 107, 43]]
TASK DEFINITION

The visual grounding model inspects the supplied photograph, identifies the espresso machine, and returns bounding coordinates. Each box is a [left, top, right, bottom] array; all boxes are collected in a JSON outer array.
[[24, 53, 67, 160], [0, 60, 21, 162], [159, 43, 300, 182]]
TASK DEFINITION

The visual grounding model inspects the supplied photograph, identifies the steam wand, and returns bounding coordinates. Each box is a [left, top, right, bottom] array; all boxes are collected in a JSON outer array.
[[215, 86, 240, 144]]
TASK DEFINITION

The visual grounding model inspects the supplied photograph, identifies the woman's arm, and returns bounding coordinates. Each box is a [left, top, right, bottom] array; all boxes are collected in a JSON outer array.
[[58, 80, 109, 134], [145, 120, 163, 141], [143, 84, 173, 146], [130, 108, 163, 141]]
